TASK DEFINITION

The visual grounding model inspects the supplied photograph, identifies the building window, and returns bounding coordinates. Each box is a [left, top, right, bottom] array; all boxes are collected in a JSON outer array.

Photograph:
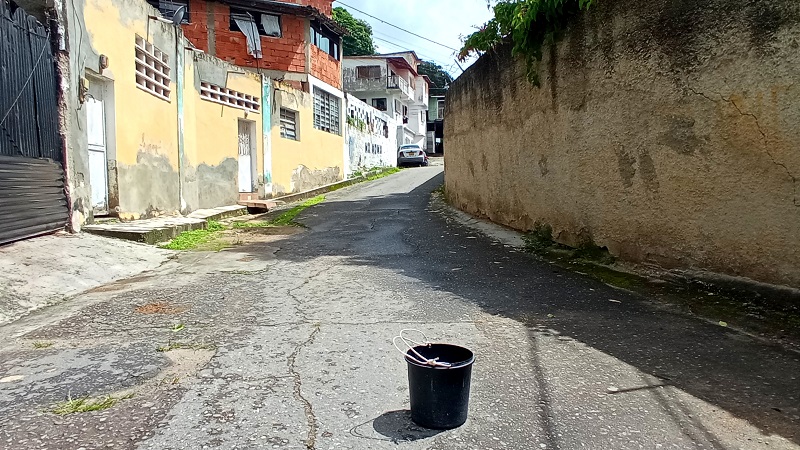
[[280, 108, 298, 140], [146, 0, 189, 23], [311, 21, 340, 60], [356, 66, 381, 79], [230, 9, 282, 37], [135, 35, 171, 101], [372, 98, 387, 112], [313, 87, 340, 135], [438, 99, 445, 118], [200, 82, 260, 113]]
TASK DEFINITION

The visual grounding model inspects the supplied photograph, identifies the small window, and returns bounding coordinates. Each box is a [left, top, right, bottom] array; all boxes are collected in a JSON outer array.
[[280, 108, 298, 140], [372, 98, 387, 112], [147, 0, 189, 23], [357, 66, 381, 79], [230, 9, 282, 37], [200, 82, 260, 113], [135, 35, 171, 101], [313, 87, 341, 135], [311, 21, 340, 60]]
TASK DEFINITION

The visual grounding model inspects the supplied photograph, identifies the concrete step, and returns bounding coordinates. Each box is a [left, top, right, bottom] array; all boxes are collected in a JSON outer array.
[[84, 217, 207, 245], [187, 205, 247, 221], [84, 205, 247, 245], [238, 199, 281, 212]]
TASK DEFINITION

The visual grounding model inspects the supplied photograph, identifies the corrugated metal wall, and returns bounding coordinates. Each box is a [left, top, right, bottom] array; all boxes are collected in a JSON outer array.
[[0, 156, 69, 245], [0, 1, 68, 244]]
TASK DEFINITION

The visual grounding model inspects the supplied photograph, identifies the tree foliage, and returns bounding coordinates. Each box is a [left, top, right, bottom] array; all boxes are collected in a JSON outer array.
[[418, 61, 454, 88], [333, 7, 375, 56], [460, 0, 598, 85]]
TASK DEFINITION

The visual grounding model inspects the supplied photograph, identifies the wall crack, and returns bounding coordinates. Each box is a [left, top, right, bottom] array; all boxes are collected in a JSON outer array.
[[688, 86, 799, 206]]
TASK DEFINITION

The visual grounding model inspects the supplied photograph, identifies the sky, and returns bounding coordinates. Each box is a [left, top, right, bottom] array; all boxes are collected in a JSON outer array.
[[331, 0, 495, 77]]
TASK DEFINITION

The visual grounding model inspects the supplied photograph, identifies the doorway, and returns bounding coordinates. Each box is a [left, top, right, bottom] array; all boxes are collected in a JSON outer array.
[[86, 76, 116, 214], [238, 119, 257, 193]]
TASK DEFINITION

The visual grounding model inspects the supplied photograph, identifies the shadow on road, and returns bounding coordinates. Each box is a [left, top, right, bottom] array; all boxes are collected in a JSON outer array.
[[232, 171, 800, 446]]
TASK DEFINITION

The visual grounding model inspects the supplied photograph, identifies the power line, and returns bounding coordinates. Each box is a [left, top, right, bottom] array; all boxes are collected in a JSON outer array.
[[334, 1, 459, 52]]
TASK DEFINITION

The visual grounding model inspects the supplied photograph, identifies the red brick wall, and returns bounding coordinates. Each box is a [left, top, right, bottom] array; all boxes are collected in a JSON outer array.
[[181, 1, 307, 73], [310, 46, 341, 89], [180, 1, 339, 86], [280, 0, 333, 15]]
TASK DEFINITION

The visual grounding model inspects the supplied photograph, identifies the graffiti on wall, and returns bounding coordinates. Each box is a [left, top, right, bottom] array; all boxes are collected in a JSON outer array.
[[345, 95, 398, 172]]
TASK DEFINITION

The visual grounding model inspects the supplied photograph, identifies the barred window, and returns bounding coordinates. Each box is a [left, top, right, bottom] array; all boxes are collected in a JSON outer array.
[[280, 108, 298, 140], [200, 82, 260, 113], [313, 87, 340, 135], [135, 35, 171, 102]]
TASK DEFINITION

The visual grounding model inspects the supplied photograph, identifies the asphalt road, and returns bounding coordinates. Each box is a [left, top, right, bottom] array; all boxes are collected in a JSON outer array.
[[1, 166, 799, 450]]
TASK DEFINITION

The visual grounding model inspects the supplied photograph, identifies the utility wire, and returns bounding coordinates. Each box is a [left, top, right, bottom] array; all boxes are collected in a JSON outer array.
[[334, 1, 459, 52]]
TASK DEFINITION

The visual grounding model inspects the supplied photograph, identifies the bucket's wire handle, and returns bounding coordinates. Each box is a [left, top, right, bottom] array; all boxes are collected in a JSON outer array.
[[393, 329, 452, 368]]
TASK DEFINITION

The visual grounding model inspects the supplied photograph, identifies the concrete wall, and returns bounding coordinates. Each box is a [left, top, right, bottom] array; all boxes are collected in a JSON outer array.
[[270, 80, 344, 195], [68, 0, 266, 221], [345, 95, 397, 173], [445, 0, 800, 287]]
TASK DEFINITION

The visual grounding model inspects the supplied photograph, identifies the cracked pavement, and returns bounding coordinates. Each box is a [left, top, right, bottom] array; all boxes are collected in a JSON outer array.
[[1, 166, 800, 449]]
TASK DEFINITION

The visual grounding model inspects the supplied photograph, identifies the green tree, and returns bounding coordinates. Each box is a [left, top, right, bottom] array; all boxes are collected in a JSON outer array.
[[332, 7, 375, 56], [418, 61, 454, 88]]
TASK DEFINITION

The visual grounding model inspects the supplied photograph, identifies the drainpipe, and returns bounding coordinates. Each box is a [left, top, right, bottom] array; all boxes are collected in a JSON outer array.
[[262, 76, 272, 197], [175, 27, 186, 213]]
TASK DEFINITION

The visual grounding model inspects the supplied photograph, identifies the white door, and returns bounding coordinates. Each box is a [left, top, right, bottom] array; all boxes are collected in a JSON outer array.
[[86, 97, 108, 212], [238, 120, 254, 193]]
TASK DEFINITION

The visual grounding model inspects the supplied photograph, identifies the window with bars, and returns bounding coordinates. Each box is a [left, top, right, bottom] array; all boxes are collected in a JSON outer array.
[[146, 0, 189, 23], [199, 82, 260, 113], [135, 35, 171, 101], [313, 87, 340, 135], [280, 108, 298, 140]]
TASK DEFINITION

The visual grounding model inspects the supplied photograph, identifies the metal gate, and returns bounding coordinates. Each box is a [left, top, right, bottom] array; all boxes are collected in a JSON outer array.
[[0, 0, 68, 245]]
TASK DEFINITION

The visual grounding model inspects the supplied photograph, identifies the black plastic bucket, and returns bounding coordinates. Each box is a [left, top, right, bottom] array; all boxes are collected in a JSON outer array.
[[405, 343, 475, 429]]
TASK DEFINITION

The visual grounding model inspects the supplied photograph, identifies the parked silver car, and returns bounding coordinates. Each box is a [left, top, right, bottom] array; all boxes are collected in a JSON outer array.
[[397, 144, 429, 167]]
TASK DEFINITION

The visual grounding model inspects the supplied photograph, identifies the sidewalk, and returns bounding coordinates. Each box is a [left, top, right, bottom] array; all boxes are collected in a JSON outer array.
[[0, 232, 171, 325]]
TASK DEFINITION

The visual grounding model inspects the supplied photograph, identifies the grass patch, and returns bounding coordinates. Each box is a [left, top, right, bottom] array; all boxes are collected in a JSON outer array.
[[52, 394, 133, 415], [270, 195, 325, 226], [363, 167, 401, 181], [33, 341, 54, 349], [159, 220, 225, 251]]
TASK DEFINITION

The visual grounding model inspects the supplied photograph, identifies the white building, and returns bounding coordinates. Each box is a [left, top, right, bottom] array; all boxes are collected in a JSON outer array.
[[342, 52, 430, 151]]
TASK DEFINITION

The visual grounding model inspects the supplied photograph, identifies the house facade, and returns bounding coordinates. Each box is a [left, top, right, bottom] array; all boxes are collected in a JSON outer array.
[[147, 0, 348, 198], [342, 52, 430, 151]]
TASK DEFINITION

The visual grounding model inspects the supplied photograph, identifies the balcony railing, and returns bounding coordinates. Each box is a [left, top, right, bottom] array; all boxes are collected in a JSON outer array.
[[387, 75, 413, 99]]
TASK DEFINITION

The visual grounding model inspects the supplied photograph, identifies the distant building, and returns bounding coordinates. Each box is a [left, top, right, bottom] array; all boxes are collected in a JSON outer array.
[[342, 52, 431, 151], [426, 87, 447, 154]]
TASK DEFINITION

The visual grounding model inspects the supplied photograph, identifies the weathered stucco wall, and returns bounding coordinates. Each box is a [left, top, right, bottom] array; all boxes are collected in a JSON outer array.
[[345, 94, 397, 173], [183, 54, 265, 211], [74, 0, 265, 220], [445, 0, 800, 287], [270, 81, 344, 195]]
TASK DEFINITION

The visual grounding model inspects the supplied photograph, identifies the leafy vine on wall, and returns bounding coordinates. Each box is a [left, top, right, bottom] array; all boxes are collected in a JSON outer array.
[[459, 0, 599, 85]]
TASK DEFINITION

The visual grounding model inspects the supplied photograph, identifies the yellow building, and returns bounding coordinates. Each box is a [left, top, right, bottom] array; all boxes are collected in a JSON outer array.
[[269, 80, 346, 195], [69, 0, 346, 223]]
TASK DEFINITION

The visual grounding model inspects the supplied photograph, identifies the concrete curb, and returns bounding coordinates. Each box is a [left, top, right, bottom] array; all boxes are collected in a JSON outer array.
[[270, 169, 396, 205]]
